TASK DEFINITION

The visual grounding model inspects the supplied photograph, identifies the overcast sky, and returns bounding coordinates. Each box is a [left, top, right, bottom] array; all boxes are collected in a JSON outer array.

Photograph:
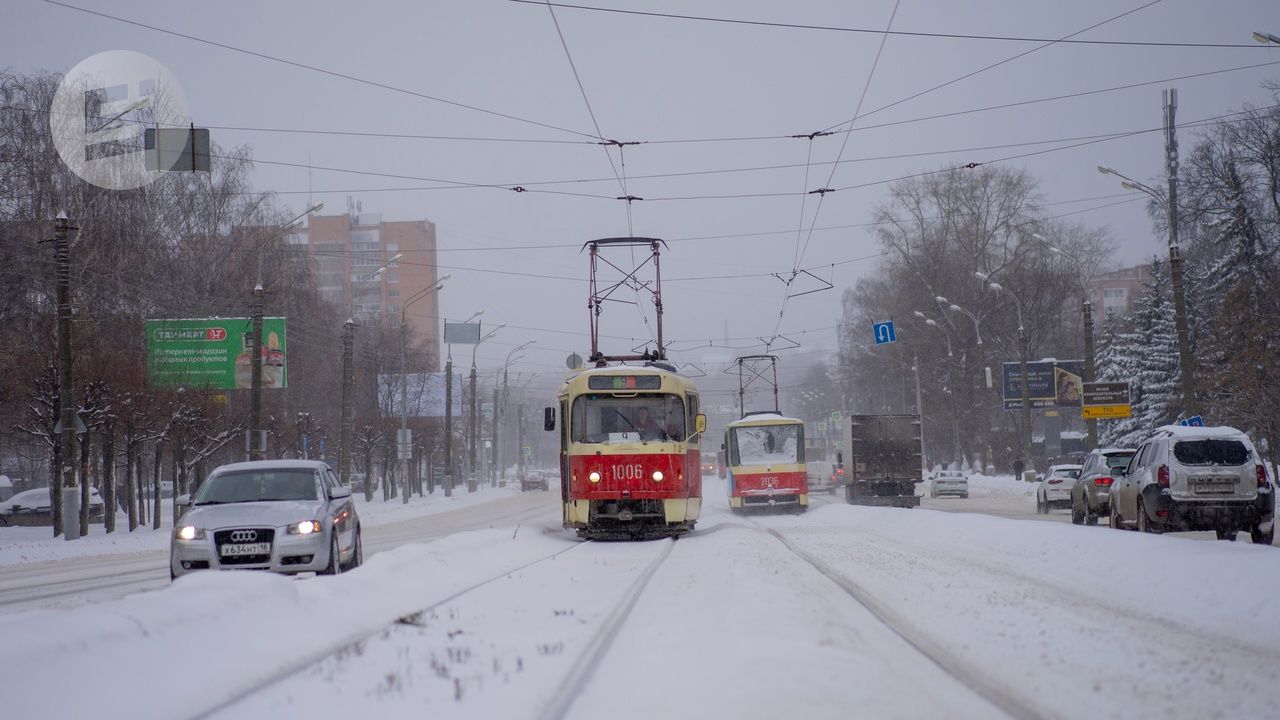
[[6, 0, 1280, 396]]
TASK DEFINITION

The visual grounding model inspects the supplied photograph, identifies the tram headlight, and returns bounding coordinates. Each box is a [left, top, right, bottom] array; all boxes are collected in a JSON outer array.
[[588, 471, 601, 484], [652, 470, 664, 482]]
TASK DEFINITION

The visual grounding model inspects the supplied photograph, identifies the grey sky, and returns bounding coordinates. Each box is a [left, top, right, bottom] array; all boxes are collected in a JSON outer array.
[[6, 0, 1279, 393]]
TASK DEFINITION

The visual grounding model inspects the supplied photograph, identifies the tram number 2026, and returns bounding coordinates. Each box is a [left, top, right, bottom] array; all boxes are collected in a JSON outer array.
[[611, 464, 645, 480]]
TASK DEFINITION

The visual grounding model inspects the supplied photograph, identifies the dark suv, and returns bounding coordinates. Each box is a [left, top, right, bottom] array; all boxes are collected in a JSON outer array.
[[1070, 448, 1135, 525]]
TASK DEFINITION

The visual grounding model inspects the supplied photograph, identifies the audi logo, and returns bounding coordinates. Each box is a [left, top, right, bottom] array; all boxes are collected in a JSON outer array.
[[230, 530, 258, 543]]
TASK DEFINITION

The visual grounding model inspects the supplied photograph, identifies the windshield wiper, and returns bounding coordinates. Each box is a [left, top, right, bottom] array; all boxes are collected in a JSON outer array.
[[613, 409, 647, 445]]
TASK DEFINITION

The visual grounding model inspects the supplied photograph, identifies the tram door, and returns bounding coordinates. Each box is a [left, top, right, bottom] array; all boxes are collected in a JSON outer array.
[[559, 400, 570, 522]]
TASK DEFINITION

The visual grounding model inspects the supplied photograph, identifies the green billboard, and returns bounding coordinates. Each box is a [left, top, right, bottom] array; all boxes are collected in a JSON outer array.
[[147, 317, 287, 390]]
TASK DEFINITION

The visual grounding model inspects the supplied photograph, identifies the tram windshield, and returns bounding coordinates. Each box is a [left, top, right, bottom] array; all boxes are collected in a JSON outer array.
[[732, 424, 802, 466], [571, 393, 686, 444]]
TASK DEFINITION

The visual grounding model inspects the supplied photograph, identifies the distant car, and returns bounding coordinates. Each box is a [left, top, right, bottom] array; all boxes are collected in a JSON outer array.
[[170, 460, 361, 580], [1036, 464, 1082, 513], [1109, 425, 1274, 543], [930, 469, 969, 499], [1070, 448, 1135, 525], [700, 457, 718, 476], [347, 473, 378, 495], [807, 461, 837, 494], [521, 469, 550, 492], [0, 486, 105, 526]]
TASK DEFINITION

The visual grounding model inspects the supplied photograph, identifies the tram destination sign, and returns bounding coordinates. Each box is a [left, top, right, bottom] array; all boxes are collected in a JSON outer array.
[[587, 375, 662, 391]]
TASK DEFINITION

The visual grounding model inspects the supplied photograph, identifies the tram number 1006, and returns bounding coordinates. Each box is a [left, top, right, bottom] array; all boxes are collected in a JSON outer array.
[[611, 464, 645, 480]]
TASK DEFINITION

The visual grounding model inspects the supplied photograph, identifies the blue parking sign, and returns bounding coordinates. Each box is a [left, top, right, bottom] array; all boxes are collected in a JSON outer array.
[[1178, 415, 1205, 427], [872, 320, 897, 345]]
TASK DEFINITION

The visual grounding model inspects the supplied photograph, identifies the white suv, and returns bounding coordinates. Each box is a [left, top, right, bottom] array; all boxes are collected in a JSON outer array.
[[1109, 425, 1274, 543]]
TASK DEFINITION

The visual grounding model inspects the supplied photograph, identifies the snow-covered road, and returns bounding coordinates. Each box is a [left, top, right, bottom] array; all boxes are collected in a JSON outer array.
[[5, 475, 1279, 719]]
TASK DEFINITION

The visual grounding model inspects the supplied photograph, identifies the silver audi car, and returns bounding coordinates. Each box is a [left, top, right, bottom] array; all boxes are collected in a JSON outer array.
[[170, 460, 362, 580]]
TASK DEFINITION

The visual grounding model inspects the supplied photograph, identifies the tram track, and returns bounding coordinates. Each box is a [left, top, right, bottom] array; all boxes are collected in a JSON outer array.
[[762, 525, 1045, 720]]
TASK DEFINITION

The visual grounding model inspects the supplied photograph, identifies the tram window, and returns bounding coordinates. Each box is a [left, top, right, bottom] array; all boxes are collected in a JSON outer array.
[[731, 425, 801, 465], [571, 393, 686, 444], [687, 394, 699, 439]]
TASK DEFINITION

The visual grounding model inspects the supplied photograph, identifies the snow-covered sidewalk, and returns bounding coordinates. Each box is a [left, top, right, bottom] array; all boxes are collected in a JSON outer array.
[[0, 484, 521, 567]]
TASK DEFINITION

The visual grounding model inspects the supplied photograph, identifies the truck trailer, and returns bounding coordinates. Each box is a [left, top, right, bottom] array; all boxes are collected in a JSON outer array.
[[841, 414, 922, 508]]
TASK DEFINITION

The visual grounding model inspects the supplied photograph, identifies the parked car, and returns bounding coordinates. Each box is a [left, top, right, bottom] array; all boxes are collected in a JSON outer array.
[[1109, 425, 1274, 543], [0, 486, 105, 526], [929, 469, 969, 499], [1036, 464, 1082, 513], [170, 460, 361, 580], [807, 460, 837, 494], [1070, 448, 1135, 525]]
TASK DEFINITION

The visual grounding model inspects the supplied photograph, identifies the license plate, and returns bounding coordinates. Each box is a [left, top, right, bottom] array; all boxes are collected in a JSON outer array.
[[219, 542, 270, 557], [1193, 481, 1234, 494]]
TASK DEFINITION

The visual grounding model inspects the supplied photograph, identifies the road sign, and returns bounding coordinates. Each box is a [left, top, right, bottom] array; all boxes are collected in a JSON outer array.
[[1083, 404, 1132, 420], [872, 320, 897, 345], [566, 353, 583, 369], [830, 410, 842, 422], [397, 428, 413, 460], [1178, 415, 1205, 427]]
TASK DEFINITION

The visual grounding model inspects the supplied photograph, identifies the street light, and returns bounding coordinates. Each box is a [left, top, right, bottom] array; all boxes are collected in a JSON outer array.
[[398, 273, 450, 504], [936, 295, 982, 346], [976, 270, 1032, 469], [1097, 159, 1199, 417], [469, 323, 505, 489], [498, 340, 536, 486], [1030, 233, 1099, 450], [1252, 31, 1280, 45]]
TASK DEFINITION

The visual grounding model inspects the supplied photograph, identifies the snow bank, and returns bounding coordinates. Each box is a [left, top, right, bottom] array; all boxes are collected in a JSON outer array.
[[0, 528, 572, 720], [0, 485, 520, 567]]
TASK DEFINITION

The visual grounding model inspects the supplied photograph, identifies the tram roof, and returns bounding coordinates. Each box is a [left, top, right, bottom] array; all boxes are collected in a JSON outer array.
[[726, 412, 804, 428], [558, 363, 700, 397]]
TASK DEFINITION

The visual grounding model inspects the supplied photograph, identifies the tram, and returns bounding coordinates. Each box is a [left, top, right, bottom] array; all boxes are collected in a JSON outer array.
[[723, 354, 807, 512], [550, 364, 705, 539], [546, 237, 705, 540], [724, 413, 808, 512]]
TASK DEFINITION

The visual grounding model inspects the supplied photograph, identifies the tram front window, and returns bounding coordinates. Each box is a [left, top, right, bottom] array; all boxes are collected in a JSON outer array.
[[732, 425, 801, 465], [571, 394, 686, 444]]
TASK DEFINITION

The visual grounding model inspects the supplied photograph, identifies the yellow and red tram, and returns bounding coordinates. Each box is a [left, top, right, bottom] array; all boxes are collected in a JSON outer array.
[[549, 364, 705, 539], [724, 412, 808, 512]]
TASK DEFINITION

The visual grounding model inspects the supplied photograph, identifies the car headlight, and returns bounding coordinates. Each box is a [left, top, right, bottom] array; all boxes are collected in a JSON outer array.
[[176, 526, 205, 541], [288, 520, 322, 535]]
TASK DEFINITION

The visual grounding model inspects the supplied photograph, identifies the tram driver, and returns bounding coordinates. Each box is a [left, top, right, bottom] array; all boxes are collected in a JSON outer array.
[[634, 406, 663, 440]]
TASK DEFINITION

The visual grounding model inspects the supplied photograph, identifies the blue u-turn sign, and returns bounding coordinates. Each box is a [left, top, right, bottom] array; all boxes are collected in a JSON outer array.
[[872, 320, 897, 345]]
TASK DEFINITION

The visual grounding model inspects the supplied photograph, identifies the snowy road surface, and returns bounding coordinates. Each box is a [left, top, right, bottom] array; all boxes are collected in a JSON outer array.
[[3, 475, 1279, 719]]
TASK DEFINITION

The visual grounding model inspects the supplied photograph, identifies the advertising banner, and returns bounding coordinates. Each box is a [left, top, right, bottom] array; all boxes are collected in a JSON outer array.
[[147, 317, 286, 390], [443, 322, 481, 344], [378, 373, 463, 417], [1001, 360, 1083, 410]]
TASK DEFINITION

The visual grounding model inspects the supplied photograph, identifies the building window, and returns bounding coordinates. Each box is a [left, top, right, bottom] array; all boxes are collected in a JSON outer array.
[[1103, 287, 1128, 318], [388, 289, 400, 298], [386, 272, 399, 283], [386, 243, 399, 252]]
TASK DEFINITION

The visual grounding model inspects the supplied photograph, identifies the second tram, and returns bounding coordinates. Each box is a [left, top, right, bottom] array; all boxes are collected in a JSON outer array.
[[549, 364, 705, 539], [724, 413, 808, 512]]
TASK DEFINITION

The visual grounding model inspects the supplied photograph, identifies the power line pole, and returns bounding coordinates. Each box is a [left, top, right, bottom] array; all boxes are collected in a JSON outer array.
[[1164, 88, 1200, 418], [54, 213, 79, 540], [341, 319, 360, 498], [248, 283, 265, 460], [491, 384, 500, 486], [517, 402, 526, 481], [444, 355, 454, 497], [468, 363, 478, 492], [1082, 299, 1098, 450], [1018, 326, 1032, 469]]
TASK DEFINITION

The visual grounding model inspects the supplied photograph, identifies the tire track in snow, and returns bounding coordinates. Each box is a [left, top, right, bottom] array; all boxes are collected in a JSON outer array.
[[535, 537, 676, 720], [764, 526, 1045, 720]]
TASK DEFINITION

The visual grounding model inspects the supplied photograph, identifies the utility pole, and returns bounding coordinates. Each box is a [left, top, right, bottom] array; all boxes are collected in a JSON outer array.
[[468, 363, 478, 492], [341, 320, 360, 498], [912, 352, 926, 476], [248, 283, 265, 460], [491, 384, 500, 486], [1018, 326, 1033, 468], [54, 213, 79, 540], [1082, 300, 1097, 450], [1164, 88, 1199, 418], [399, 313, 411, 505], [444, 355, 454, 497], [517, 402, 526, 481]]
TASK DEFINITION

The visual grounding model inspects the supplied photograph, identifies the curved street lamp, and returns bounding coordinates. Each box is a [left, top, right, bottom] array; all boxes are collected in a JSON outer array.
[[976, 270, 1032, 467], [396, 273, 450, 503]]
